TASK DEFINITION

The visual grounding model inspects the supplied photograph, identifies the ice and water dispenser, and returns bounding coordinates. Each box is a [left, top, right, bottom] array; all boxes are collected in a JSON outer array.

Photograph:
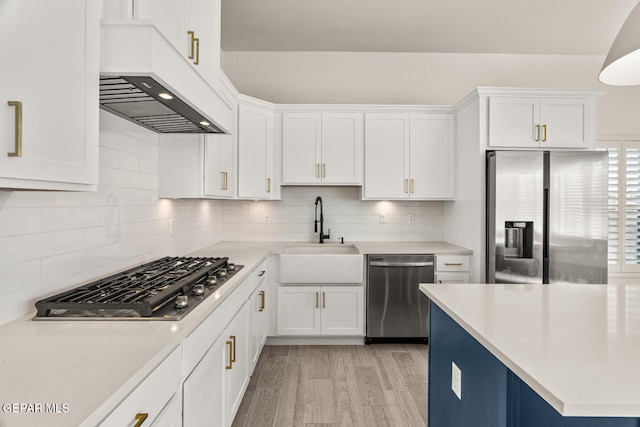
[[504, 221, 534, 258]]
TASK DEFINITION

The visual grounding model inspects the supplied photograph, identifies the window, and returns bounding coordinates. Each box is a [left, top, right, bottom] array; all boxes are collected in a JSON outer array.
[[600, 140, 640, 274]]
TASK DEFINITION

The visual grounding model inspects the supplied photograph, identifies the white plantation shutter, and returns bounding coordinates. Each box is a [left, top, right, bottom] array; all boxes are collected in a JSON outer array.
[[608, 148, 619, 265], [626, 148, 640, 265]]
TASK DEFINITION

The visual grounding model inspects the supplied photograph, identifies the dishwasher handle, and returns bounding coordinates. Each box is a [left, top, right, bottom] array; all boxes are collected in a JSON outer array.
[[369, 261, 434, 267]]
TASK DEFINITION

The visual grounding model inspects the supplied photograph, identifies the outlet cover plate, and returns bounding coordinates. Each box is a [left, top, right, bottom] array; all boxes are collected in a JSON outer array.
[[451, 361, 462, 400]]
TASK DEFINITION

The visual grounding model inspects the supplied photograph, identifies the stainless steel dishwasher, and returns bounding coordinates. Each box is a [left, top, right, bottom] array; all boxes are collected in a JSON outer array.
[[366, 254, 434, 344]]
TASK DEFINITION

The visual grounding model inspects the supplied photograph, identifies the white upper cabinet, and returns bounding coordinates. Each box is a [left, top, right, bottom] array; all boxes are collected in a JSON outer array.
[[237, 102, 276, 199], [0, 0, 99, 190], [488, 96, 594, 149], [158, 133, 235, 199], [111, 0, 221, 85], [364, 113, 454, 200], [282, 112, 364, 185]]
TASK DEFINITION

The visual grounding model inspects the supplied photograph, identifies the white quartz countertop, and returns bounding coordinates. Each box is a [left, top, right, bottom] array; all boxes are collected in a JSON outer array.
[[0, 240, 470, 426], [420, 282, 640, 417]]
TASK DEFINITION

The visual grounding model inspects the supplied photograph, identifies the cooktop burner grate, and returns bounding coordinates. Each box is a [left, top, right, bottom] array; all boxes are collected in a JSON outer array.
[[34, 256, 240, 320]]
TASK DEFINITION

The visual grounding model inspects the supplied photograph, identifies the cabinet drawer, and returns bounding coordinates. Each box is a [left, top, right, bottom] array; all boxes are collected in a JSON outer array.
[[436, 255, 470, 272], [99, 345, 181, 426], [435, 272, 470, 284]]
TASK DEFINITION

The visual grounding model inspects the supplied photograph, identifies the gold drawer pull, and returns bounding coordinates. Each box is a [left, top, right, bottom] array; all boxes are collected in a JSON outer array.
[[134, 413, 149, 427], [411, 179, 415, 193], [230, 335, 237, 363], [259, 290, 265, 312], [7, 101, 22, 157], [267, 178, 271, 193], [225, 340, 233, 369], [445, 262, 463, 266], [542, 124, 547, 142], [323, 163, 326, 178], [404, 179, 409, 193]]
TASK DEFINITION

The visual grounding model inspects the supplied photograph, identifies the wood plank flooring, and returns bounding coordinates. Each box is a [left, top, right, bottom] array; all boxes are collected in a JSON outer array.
[[232, 344, 429, 427]]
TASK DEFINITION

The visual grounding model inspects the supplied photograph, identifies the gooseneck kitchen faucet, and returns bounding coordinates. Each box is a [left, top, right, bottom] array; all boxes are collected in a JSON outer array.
[[314, 196, 330, 243]]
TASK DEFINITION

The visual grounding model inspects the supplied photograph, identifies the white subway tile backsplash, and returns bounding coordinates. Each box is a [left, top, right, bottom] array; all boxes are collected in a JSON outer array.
[[0, 208, 41, 237]]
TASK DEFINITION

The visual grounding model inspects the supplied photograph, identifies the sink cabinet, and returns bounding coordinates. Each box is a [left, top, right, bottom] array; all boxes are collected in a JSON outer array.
[[0, 0, 99, 190], [277, 285, 364, 336], [282, 112, 364, 185], [364, 113, 454, 200]]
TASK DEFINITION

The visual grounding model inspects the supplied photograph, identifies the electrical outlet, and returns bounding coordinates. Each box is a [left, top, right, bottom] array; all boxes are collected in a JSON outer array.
[[169, 218, 176, 235], [451, 362, 462, 400], [379, 213, 385, 224], [263, 214, 271, 225], [408, 213, 416, 224]]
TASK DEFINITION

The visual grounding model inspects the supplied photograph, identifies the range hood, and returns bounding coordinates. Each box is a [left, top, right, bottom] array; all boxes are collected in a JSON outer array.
[[100, 22, 233, 134], [99, 76, 223, 133]]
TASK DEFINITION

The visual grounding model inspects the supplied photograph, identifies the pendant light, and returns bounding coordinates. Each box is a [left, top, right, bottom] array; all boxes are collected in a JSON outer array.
[[599, 1, 640, 86]]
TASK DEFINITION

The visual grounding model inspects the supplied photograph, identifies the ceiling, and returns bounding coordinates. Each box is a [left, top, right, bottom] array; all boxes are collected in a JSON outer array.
[[221, 0, 639, 55]]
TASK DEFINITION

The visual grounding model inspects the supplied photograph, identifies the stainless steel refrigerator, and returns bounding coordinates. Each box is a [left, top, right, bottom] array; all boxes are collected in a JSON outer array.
[[486, 150, 608, 284]]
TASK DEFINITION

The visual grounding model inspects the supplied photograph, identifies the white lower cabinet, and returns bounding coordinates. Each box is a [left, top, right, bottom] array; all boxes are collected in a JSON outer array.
[[99, 345, 182, 427], [151, 393, 183, 427], [183, 301, 250, 427], [277, 286, 364, 336], [249, 268, 269, 372], [435, 255, 471, 284]]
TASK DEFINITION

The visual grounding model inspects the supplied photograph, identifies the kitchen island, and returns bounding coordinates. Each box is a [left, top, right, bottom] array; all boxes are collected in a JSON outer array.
[[420, 283, 640, 426]]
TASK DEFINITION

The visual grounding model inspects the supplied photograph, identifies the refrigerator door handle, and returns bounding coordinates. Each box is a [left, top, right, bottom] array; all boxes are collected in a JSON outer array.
[[543, 187, 550, 283]]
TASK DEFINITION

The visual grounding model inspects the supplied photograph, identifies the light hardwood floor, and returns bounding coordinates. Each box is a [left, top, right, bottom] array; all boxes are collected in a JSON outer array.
[[232, 344, 429, 427]]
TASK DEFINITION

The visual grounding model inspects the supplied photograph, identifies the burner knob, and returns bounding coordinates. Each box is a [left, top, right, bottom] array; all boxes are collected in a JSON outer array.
[[218, 268, 227, 277], [192, 284, 204, 296], [207, 276, 217, 287], [175, 295, 189, 309]]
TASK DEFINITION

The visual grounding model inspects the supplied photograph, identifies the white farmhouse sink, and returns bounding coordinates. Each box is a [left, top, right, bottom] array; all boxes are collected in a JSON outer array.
[[279, 244, 364, 283], [282, 243, 359, 254]]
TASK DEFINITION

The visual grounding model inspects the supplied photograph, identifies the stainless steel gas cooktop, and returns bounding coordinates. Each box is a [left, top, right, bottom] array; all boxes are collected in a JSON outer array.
[[34, 256, 242, 320]]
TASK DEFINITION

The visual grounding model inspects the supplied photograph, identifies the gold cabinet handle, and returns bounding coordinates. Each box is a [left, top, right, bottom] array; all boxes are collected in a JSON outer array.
[[542, 124, 547, 142], [535, 124, 540, 142], [220, 171, 228, 190], [193, 37, 200, 65], [134, 413, 149, 427], [404, 179, 409, 193], [411, 179, 415, 194], [187, 31, 195, 59], [316, 163, 320, 178], [225, 340, 233, 370], [445, 263, 463, 266], [267, 178, 271, 193], [7, 101, 22, 157], [230, 335, 236, 363], [322, 163, 326, 178], [259, 290, 265, 312], [322, 291, 325, 308], [315, 291, 319, 309]]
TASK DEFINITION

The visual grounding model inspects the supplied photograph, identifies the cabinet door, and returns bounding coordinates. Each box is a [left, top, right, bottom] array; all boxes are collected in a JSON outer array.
[[277, 286, 321, 335], [183, 339, 225, 427], [282, 113, 322, 184], [249, 270, 268, 372], [186, 0, 221, 81], [0, 0, 98, 190], [204, 134, 235, 198], [488, 97, 540, 148], [540, 98, 590, 148], [238, 104, 275, 199], [410, 114, 455, 199], [320, 286, 364, 335], [364, 114, 410, 199], [134, 0, 188, 52], [224, 302, 250, 427], [321, 113, 364, 184]]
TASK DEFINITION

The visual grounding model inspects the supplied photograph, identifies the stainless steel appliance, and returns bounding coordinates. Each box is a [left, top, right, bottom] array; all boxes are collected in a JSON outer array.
[[34, 256, 242, 320], [366, 254, 434, 343], [487, 150, 608, 284]]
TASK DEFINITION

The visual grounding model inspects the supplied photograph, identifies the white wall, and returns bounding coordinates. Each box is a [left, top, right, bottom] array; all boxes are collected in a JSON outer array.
[[221, 186, 444, 242], [222, 51, 640, 136], [0, 112, 224, 325]]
